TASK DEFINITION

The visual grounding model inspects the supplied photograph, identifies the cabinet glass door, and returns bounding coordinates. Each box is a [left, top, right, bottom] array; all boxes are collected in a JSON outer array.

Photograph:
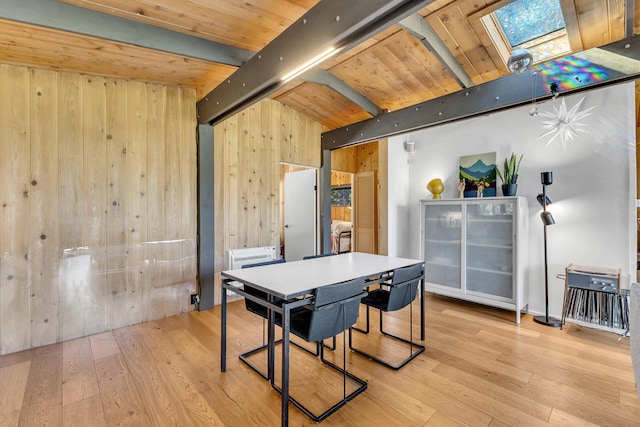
[[423, 204, 462, 289], [465, 201, 514, 299]]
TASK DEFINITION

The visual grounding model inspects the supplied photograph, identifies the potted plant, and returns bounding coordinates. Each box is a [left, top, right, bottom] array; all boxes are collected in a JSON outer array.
[[495, 152, 523, 196]]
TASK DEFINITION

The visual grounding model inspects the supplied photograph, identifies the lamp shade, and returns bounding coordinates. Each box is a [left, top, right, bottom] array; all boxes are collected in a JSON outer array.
[[540, 211, 555, 226], [426, 178, 444, 199], [536, 194, 552, 207]]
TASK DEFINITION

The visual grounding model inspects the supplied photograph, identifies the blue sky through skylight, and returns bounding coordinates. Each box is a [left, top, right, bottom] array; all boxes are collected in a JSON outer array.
[[494, 0, 565, 47]]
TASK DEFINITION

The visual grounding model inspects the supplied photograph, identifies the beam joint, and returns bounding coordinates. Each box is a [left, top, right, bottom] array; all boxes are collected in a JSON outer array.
[[398, 13, 474, 89], [321, 35, 640, 149], [197, 0, 436, 125], [304, 69, 383, 116]]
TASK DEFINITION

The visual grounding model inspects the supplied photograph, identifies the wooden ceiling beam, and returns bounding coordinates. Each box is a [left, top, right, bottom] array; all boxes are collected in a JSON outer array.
[[322, 35, 640, 149], [398, 13, 474, 89], [1, 0, 253, 66], [196, 0, 436, 125]]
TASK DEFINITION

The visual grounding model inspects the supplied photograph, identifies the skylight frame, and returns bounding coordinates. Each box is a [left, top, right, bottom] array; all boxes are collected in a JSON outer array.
[[475, 0, 573, 70]]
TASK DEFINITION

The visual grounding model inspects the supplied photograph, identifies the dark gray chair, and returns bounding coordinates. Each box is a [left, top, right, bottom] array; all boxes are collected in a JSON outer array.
[[238, 258, 286, 379], [349, 263, 425, 369], [300, 252, 339, 352], [242, 258, 286, 318], [274, 277, 367, 422], [302, 252, 337, 260]]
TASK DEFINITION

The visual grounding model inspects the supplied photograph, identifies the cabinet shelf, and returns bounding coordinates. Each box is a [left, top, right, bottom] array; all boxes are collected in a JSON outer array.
[[425, 239, 461, 244], [467, 241, 512, 249], [467, 218, 512, 223], [425, 260, 461, 269], [467, 266, 512, 275], [420, 197, 528, 324]]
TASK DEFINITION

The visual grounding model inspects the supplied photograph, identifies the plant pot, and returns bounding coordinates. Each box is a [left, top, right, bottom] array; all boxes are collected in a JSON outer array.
[[502, 184, 518, 196]]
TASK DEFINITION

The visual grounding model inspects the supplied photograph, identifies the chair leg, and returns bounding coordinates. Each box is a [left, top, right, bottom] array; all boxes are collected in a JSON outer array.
[[271, 314, 368, 422], [239, 338, 283, 380], [290, 335, 336, 356], [350, 304, 425, 370], [351, 292, 371, 334], [243, 334, 336, 381]]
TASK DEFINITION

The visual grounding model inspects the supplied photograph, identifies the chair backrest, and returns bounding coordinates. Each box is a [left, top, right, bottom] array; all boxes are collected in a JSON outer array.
[[241, 258, 286, 269], [386, 263, 423, 312], [302, 252, 337, 260], [242, 258, 285, 317], [305, 277, 366, 342]]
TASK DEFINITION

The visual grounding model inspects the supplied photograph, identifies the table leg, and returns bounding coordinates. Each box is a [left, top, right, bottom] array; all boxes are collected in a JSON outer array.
[[281, 304, 290, 427], [221, 280, 227, 372], [420, 276, 425, 341], [268, 296, 275, 383]]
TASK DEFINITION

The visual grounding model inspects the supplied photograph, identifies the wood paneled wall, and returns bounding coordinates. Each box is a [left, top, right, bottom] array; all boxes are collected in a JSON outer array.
[[212, 98, 322, 304], [331, 141, 380, 173], [0, 64, 197, 355]]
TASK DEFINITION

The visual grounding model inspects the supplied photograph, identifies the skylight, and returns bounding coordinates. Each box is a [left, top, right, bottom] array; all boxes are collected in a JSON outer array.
[[494, 0, 565, 48], [480, 0, 571, 66]]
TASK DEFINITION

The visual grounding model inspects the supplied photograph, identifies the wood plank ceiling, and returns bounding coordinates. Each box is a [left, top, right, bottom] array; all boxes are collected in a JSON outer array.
[[0, 0, 637, 131]]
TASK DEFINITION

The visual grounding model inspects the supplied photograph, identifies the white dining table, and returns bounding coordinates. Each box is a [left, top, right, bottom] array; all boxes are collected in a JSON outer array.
[[220, 252, 424, 426]]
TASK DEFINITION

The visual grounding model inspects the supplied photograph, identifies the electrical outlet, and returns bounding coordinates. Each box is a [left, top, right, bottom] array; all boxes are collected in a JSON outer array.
[[190, 294, 199, 305]]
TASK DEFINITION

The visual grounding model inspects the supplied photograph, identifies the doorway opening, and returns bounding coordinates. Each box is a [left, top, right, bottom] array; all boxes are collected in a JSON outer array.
[[280, 164, 317, 261]]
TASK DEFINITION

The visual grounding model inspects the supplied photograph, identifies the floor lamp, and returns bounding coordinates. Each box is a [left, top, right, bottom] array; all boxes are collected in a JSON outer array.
[[533, 171, 561, 327]]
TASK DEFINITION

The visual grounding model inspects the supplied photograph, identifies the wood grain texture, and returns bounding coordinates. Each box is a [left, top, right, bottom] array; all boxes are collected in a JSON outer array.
[[61, 338, 99, 407], [125, 80, 149, 326], [57, 0, 319, 52], [57, 72, 84, 342], [104, 77, 129, 332], [0, 1, 630, 130], [146, 83, 168, 321], [81, 75, 108, 337], [29, 68, 60, 348], [0, 64, 198, 355], [20, 344, 63, 425], [0, 360, 30, 426], [0, 64, 30, 355], [179, 87, 198, 314], [213, 97, 320, 263], [0, 294, 638, 426], [0, 19, 235, 100]]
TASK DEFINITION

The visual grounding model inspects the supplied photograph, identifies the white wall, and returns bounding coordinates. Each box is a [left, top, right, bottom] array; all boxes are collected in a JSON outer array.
[[388, 82, 636, 318], [387, 136, 412, 258]]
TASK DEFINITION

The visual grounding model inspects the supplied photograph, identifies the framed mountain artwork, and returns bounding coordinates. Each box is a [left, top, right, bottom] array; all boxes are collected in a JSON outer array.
[[459, 152, 497, 198]]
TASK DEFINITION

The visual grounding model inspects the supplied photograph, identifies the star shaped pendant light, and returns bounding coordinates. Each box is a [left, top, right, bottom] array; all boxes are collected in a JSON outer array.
[[537, 97, 595, 149]]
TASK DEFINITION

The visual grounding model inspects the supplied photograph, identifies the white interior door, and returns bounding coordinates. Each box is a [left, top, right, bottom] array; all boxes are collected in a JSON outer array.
[[284, 168, 317, 261]]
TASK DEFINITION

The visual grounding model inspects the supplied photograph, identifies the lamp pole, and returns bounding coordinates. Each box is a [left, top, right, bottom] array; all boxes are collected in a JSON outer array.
[[534, 173, 561, 327]]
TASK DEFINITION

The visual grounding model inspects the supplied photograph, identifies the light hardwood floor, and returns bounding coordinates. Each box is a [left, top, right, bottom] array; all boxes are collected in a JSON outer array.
[[1, 293, 639, 426]]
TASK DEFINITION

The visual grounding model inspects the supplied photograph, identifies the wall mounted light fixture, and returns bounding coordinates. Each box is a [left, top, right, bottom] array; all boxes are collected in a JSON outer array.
[[404, 141, 416, 163]]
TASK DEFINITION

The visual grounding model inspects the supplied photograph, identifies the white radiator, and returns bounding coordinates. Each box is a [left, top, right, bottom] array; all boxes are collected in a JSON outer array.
[[226, 246, 277, 270], [225, 246, 278, 296]]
